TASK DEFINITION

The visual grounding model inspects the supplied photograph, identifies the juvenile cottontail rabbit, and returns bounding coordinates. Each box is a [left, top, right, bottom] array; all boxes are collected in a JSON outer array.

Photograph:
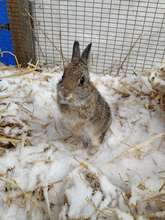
[[57, 41, 111, 153]]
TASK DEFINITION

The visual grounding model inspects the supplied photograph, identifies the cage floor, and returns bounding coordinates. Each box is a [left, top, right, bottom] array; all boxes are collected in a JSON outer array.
[[0, 65, 164, 220]]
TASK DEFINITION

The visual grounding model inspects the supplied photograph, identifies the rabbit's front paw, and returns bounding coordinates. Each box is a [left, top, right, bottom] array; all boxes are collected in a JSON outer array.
[[82, 134, 99, 155], [87, 146, 99, 155]]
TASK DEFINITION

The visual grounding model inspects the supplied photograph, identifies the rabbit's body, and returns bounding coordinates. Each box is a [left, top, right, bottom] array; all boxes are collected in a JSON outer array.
[[57, 41, 111, 152]]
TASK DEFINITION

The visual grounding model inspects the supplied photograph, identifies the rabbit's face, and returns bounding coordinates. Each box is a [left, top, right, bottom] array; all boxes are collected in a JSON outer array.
[[57, 41, 92, 106], [57, 62, 90, 106]]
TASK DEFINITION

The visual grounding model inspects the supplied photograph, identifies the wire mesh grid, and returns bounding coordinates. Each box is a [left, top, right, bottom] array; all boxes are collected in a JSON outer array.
[[10, 0, 165, 74]]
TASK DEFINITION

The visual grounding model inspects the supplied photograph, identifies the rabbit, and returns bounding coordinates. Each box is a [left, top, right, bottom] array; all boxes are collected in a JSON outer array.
[[57, 41, 112, 154]]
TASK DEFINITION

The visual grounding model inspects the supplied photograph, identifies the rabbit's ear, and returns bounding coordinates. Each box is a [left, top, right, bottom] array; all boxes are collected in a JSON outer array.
[[81, 43, 92, 65], [71, 41, 80, 64]]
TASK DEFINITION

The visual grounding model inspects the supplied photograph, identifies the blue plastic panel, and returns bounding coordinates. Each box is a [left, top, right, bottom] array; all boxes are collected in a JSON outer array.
[[0, 0, 9, 24], [0, 29, 15, 65]]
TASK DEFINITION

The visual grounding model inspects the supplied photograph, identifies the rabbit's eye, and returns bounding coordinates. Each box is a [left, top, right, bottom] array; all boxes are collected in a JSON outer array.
[[79, 76, 85, 86], [59, 75, 64, 84]]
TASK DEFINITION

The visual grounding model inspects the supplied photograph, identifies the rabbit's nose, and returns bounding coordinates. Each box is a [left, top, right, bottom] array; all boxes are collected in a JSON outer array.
[[64, 93, 73, 101], [62, 89, 73, 100], [62, 89, 69, 97]]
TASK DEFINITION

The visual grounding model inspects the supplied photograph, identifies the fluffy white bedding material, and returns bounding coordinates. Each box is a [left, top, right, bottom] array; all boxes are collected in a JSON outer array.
[[0, 65, 164, 220]]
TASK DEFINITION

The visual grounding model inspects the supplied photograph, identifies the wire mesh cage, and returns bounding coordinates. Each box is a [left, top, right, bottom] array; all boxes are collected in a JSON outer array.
[[7, 0, 165, 74]]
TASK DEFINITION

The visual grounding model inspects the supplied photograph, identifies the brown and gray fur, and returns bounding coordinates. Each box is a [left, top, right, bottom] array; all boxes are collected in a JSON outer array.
[[57, 41, 111, 153]]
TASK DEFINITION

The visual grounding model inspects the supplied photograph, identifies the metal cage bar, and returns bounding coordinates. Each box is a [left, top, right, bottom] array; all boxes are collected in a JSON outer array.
[[8, 0, 165, 74]]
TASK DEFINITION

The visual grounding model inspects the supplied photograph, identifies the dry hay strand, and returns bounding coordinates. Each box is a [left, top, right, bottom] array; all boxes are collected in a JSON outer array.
[[0, 117, 28, 148], [0, 66, 15, 71], [0, 146, 6, 156], [0, 94, 13, 100], [149, 63, 165, 110], [84, 171, 101, 193], [106, 132, 165, 164], [119, 81, 149, 97], [1, 178, 63, 218], [5, 179, 63, 202], [159, 182, 165, 192], [0, 60, 39, 79], [159, 93, 165, 111], [146, 211, 165, 219], [0, 135, 21, 145], [86, 197, 116, 219], [121, 192, 137, 220], [149, 88, 165, 111], [136, 192, 165, 219], [143, 192, 165, 205], [0, 67, 37, 79]]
